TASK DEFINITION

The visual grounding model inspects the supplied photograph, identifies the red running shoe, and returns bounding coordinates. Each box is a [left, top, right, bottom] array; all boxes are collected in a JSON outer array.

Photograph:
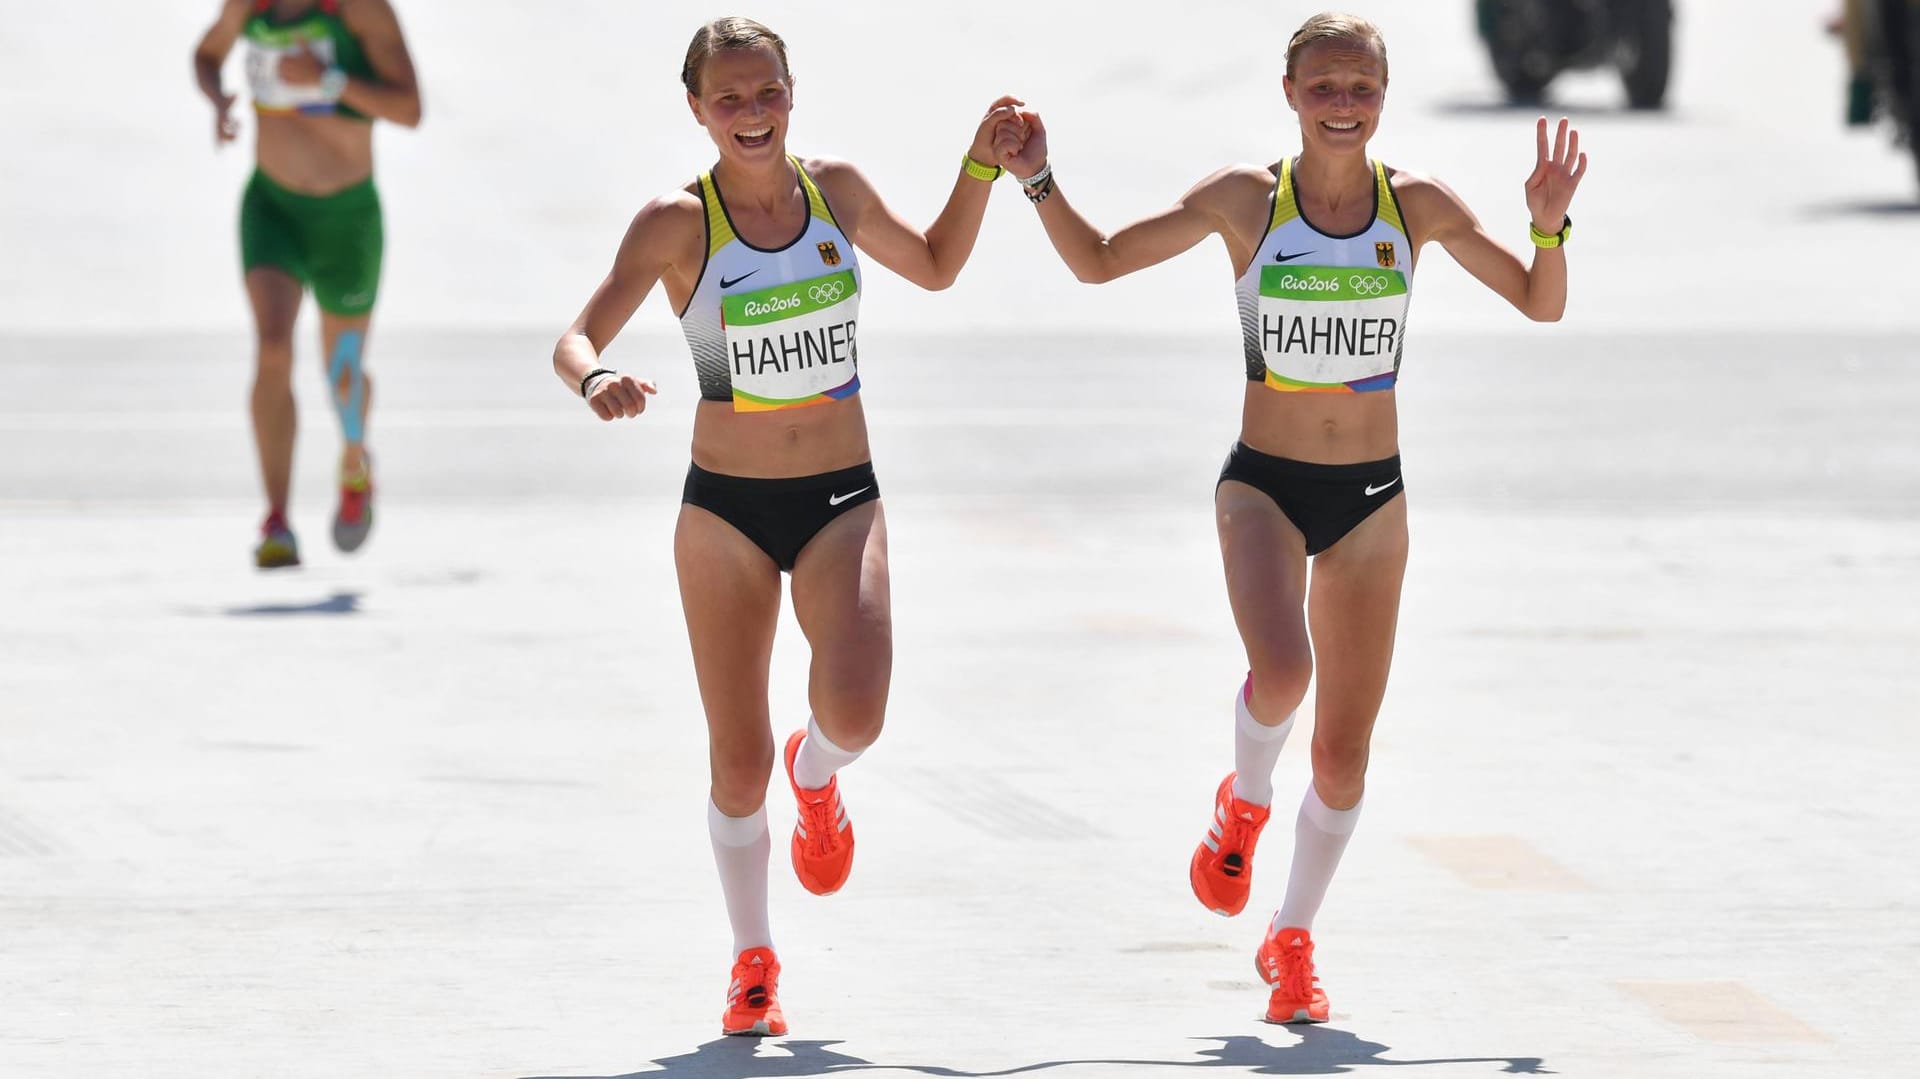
[[784, 730, 855, 895], [1256, 924, 1330, 1024], [1189, 773, 1271, 917], [721, 947, 788, 1036]]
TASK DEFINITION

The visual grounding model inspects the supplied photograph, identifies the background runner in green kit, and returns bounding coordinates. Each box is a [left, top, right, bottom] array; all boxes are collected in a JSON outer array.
[[192, 0, 420, 568]]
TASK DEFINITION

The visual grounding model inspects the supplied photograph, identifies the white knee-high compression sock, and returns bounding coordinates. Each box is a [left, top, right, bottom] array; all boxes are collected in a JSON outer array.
[[1230, 676, 1296, 807], [791, 714, 863, 791], [707, 798, 772, 954], [1273, 781, 1363, 932]]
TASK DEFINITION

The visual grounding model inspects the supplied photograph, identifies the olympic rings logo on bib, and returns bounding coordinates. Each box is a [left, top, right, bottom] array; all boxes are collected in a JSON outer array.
[[1350, 274, 1391, 297], [808, 281, 847, 304]]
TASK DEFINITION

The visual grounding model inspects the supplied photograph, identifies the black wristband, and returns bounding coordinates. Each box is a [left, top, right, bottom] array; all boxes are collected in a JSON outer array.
[[578, 367, 616, 398]]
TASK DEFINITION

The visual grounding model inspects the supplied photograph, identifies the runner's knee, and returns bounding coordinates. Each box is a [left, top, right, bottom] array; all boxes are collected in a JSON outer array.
[[811, 669, 887, 751], [1309, 734, 1370, 799], [711, 737, 775, 811], [253, 347, 295, 390], [256, 321, 296, 355], [1248, 650, 1313, 715]]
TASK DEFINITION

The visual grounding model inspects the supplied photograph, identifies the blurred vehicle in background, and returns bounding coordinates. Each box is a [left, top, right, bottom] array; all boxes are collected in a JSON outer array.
[[1839, 0, 1920, 195], [1475, 0, 1674, 109]]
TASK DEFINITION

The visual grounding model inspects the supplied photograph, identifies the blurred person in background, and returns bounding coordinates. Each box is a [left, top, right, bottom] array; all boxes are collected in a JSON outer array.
[[551, 17, 1024, 1038], [193, 0, 421, 568], [1831, 0, 1876, 123], [995, 12, 1587, 1024]]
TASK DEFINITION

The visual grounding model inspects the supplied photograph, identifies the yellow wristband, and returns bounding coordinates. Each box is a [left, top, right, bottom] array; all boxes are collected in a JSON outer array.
[[1529, 214, 1572, 249], [962, 155, 1002, 182]]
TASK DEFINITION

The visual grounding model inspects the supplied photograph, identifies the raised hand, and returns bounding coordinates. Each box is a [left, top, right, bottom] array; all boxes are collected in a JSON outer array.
[[991, 112, 1027, 169], [1525, 116, 1587, 232], [1000, 108, 1048, 181], [970, 95, 1026, 168], [587, 373, 657, 422]]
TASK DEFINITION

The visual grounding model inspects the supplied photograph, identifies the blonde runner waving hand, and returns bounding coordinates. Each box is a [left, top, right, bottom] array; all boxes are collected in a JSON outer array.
[[997, 12, 1586, 1024]]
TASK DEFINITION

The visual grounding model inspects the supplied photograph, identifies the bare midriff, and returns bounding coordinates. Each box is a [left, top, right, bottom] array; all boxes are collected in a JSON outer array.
[[690, 396, 874, 478], [255, 112, 373, 194], [1239, 384, 1400, 464]]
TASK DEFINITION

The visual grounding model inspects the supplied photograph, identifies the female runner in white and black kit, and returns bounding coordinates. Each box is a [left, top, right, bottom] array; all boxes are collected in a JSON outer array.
[[995, 11, 1587, 1024], [552, 17, 1024, 1038]]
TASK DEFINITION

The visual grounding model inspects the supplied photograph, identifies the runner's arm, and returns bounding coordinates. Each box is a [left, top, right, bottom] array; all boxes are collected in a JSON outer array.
[[1417, 119, 1584, 322], [1029, 178, 1229, 284], [340, 0, 423, 127], [1417, 177, 1565, 321], [1005, 112, 1226, 284], [192, 0, 251, 109], [815, 97, 1024, 291], [553, 195, 699, 401]]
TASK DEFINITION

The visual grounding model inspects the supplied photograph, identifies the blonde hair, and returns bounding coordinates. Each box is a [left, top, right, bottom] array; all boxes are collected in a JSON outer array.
[[1285, 12, 1388, 80], [681, 17, 791, 95]]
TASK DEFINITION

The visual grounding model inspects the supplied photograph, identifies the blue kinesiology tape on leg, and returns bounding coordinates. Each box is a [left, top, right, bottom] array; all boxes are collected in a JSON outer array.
[[329, 329, 366, 444]]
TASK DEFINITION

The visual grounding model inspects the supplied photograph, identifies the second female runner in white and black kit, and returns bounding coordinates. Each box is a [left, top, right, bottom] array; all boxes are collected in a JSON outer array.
[[995, 11, 1588, 1025]]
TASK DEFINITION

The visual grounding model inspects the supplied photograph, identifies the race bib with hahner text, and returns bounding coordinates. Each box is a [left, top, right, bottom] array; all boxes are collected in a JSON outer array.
[[1258, 265, 1410, 393], [722, 270, 860, 412]]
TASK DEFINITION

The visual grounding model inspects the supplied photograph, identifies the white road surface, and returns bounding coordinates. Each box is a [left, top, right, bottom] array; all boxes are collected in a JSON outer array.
[[2, 3, 1917, 1077]]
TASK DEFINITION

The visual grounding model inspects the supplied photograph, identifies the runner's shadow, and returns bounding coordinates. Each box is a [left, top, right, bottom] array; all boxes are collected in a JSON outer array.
[[223, 590, 362, 617], [921, 1030, 1550, 1076], [522, 1028, 1549, 1078], [522, 1038, 876, 1078], [1180, 1030, 1550, 1075]]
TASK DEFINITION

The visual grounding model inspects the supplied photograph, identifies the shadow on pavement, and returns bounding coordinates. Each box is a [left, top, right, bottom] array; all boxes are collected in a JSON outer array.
[[222, 590, 363, 617], [523, 1039, 872, 1079], [523, 1028, 1550, 1078], [1802, 197, 1920, 218]]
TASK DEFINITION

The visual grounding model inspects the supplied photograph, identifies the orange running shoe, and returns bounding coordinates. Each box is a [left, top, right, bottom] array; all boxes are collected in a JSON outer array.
[[784, 729, 854, 896], [721, 946, 788, 1036], [1256, 924, 1330, 1024], [1189, 773, 1271, 917]]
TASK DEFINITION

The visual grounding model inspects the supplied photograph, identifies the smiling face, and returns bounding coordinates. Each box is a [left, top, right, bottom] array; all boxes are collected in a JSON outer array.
[[687, 43, 794, 166], [1282, 38, 1388, 154]]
